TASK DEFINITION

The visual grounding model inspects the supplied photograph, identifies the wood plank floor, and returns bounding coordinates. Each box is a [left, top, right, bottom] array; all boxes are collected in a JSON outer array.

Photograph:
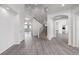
[[1, 32, 79, 55]]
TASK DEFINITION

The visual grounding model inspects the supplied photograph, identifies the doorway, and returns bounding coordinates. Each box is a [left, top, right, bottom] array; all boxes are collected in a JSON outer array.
[[54, 15, 68, 44], [24, 17, 32, 41]]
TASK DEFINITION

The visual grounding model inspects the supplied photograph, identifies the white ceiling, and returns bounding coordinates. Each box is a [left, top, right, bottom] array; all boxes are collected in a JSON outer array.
[[24, 4, 79, 24], [25, 4, 78, 14], [43, 4, 78, 14]]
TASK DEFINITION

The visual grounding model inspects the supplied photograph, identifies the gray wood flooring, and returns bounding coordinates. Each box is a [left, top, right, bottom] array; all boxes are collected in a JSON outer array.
[[1, 36, 79, 55]]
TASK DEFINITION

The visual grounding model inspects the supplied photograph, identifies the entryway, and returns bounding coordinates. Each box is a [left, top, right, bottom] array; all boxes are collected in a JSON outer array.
[[53, 15, 68, 44]]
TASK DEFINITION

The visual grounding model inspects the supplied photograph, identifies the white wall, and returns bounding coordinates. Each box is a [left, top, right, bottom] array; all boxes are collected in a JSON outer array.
[[47, 16, 54, 40], [31, 18, 43, 36], [71, 6, 79, 47], [0, 6, 17, 53], [74, 14, 79, 47], [14, 15, 23, 44], [8, 4, 26, 44], [76, 16, 79, 46], [0, 4, 26, 54]]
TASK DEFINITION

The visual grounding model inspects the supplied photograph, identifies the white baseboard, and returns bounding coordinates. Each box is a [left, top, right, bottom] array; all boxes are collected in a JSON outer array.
[[0, 42, 14, 54]]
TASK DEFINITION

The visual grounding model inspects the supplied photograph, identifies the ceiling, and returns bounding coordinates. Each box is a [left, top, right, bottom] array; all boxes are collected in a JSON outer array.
[[24, 4, 79, 25], [25, 4, 78, 14], [43, 4, 78, 14]]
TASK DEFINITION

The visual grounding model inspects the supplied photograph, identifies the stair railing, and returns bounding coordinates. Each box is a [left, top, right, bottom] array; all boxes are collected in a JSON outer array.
[[33, 17, 44, 38]]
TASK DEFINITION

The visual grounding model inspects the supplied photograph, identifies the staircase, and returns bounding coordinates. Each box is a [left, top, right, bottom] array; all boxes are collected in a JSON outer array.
[[33, 17, 47, 40], [27, 5, 47, 39], [39, 26, 47, 40]]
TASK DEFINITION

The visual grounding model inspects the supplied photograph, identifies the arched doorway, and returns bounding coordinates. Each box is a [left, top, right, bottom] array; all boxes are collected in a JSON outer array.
[[53, 15, 69, 44]]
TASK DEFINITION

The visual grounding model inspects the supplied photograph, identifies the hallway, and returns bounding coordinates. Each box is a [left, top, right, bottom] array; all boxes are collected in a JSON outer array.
[[1, 32, 79, 55], [1, 4, 79, 55]]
